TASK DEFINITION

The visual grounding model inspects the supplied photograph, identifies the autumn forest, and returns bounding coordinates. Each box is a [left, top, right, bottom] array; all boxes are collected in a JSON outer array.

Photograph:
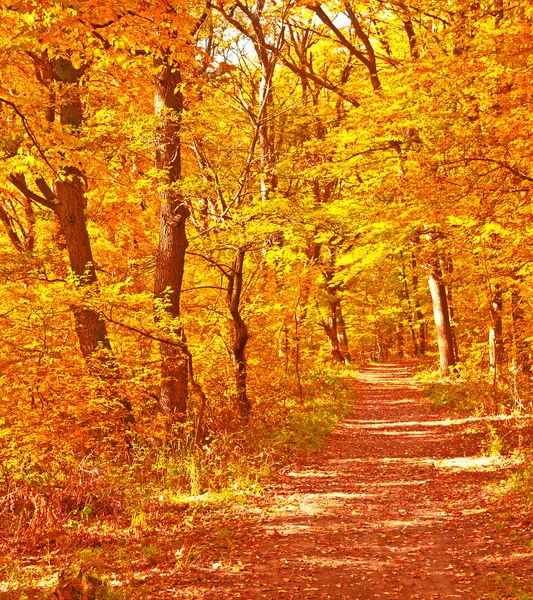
[[1, 0, 533, 597]]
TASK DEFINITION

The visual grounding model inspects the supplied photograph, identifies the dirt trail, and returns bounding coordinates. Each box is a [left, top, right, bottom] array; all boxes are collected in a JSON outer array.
[[182, 363, 533, 599]]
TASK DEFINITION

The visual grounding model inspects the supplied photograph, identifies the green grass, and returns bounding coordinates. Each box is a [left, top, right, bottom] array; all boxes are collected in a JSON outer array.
[[509, 463, 533, 510], [478, 573, 533, 599], [423, 380, 481, 413]]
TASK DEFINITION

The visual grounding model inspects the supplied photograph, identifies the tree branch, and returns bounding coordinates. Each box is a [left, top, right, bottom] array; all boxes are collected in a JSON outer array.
[[8, 174, 57, 210], [100, 311, 189, 350], [280, 55, 360, 106], [312, 3, 370, 68], [0, 205, 24, 252], [0, 97, 59, 177], [441, 158, 533, 183]]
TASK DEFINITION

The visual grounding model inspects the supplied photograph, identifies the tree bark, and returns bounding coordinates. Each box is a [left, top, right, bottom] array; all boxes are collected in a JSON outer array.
[[51, 60, 133, 417], [153, 58, 189, 419], [494, 0, 504, 23], [411, 255, 426, 355], [227, 247, 251, 420], [49, 58, 114, 365], [401, 258, 419, 356], [442, 255, 460, 362], [322, 245, 348, 363], [488, 283, 504, 375], [427, 263, 456, 374], [511, 285, 530, 379], [54, 170, 112, 359], [336, 302, 351, 363], [11, 55, 133, 425], [323, 294, 345, 363]]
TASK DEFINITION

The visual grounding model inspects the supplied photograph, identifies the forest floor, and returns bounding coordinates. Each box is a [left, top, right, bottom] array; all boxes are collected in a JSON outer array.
[[4, 362, 533, 599], [172, 362, 533, 599]]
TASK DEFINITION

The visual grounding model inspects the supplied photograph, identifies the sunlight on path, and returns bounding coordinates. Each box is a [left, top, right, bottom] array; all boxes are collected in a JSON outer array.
[[182, 363, 533, 599]]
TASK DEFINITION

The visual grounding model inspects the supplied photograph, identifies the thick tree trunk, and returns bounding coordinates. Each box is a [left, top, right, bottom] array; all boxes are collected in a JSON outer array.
[[50, 60, 114, 365], [49, 61, 135, 426], [403, 18, 419, 59], [427, 264, 456, 374], [324, 295, 345, 363], [54, 171, 111, 359], [9, 56, 133, 427], [153, 59, 189, 419], [227, 248, 251, 420], [322, 244, 348, 363]]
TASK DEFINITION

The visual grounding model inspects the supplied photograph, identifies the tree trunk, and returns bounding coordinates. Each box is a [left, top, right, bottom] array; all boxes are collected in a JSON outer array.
[[401, 259, 419, 356], [293, 242, 322, 397], [322, 244, 348, 363], [50, 60, 135, 427], [227, 247, 251, 420], [153, 59, 189, 419], [54, 171, 112, 358], [11, 55, 133, 425], [396, 321, 405, 358], [488, 283, 504, 375], [411, 255, 426, 355], [374, 322, 390, 361], [50, 59, 114, 366], [336, 302, 351, 363], [494, 0, 504, 23], [427, 263, 456, 374], [324, 295, 345, 363], [511, 285, 530, 379], [258, 61, 277, 201], [442, 255, 460, 362]]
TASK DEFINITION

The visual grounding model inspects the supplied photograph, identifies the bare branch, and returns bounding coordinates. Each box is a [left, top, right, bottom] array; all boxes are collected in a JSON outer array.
[[441, 158, 533, 183], [0, 97, 59, 177], [280, 55, 360, 106]]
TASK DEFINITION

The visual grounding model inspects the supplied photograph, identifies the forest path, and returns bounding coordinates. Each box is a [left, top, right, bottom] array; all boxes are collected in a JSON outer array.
[[180, 363, 533, 599]]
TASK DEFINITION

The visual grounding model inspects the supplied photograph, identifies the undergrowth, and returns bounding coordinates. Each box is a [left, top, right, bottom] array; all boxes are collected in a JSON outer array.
[[420, 369, 514, 416], [420, 365, 533, 577], [420, 368, 533, 458], [0, 367, 356, 598], [477, 573, 533, 599], [508, 463, 533, 511]]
